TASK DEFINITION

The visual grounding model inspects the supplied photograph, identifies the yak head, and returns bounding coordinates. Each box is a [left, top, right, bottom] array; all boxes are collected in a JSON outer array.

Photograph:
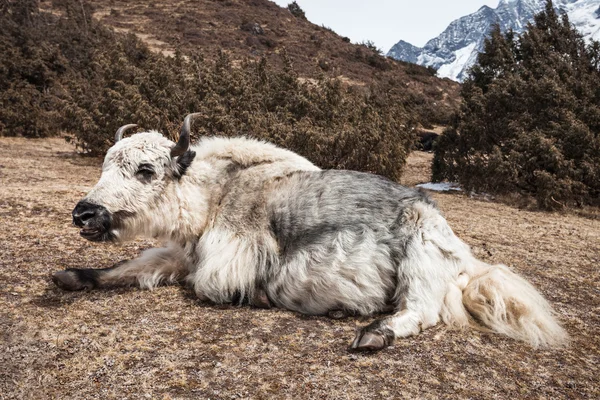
[[72, 114, 200, 242]]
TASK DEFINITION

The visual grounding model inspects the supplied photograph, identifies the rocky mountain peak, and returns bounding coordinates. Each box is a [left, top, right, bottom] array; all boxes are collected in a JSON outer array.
[[388, 0, 600, 82]]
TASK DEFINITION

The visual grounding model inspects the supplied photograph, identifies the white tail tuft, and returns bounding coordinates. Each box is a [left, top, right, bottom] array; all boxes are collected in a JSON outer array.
[[416, 203, 568, 347], [461, 263, 569, 348]]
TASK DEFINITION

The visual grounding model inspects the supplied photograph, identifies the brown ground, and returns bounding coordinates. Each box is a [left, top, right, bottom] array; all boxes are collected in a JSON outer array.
[[1, 138, 599, 399]]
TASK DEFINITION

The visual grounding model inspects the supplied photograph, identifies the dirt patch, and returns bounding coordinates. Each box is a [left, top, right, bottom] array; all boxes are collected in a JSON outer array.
[[400, 151, 434, 187], [1, 138, 598, 399]]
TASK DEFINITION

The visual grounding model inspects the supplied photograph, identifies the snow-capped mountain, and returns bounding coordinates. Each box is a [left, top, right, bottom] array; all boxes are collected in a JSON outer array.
[[388, 0, 600, 82]]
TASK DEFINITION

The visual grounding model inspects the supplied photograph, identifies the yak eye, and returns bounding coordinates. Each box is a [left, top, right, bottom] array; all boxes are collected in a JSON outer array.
[[135, 164, 155, 182]]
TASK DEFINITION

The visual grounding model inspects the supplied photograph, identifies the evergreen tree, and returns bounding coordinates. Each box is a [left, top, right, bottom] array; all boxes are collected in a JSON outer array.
[[0, 0, 414, 179], [287, 1, 306, 20], [433, 0, 600, 209]]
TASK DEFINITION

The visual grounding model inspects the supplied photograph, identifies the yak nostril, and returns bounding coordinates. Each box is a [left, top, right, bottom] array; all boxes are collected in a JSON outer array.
[[72, 200, 102, 227], [77, 210, 97, 223]]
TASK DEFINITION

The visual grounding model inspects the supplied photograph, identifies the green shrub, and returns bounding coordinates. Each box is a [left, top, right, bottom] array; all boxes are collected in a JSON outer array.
[[175, 53, 413, 180], [354, 42, 390, 71], [0, 0, 414, 180], [359, 40, 383, 56], [287, 1, 306, 20], [433, 1, 600, 209]]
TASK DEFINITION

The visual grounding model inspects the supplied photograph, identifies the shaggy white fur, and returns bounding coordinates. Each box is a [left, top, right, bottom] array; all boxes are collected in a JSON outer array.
[[57, 130, 568, 350]]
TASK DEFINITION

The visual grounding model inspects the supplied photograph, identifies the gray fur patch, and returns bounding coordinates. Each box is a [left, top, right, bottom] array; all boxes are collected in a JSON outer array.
[[261, 170, 435, 315]]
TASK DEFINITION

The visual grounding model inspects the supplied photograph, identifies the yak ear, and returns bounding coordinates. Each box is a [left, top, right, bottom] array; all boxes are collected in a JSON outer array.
[[174, 150, 196, 178]]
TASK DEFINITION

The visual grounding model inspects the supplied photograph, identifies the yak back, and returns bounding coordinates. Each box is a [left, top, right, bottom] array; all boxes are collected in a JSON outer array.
[[266, 170, 436, 256]]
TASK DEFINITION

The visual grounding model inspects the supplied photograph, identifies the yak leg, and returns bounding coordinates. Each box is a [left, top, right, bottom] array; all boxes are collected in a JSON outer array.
[[350, 206, 463, 351], [52, 246, 189, 291], [350, 309, 421, 351], [350, 293, 443, 351], [350, 273, 444, 351], [250, 287, 272, 309]]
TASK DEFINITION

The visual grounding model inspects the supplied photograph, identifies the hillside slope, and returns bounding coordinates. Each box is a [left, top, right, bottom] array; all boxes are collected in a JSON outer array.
[[38, 0, 459, 125]]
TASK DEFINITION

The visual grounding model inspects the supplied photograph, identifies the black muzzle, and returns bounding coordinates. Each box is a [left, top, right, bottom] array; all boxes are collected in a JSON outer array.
[[72, 200, 112, 241]]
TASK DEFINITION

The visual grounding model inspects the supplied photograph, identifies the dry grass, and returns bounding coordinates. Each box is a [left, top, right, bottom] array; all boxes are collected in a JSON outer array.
[[1, 138, 599, 399]]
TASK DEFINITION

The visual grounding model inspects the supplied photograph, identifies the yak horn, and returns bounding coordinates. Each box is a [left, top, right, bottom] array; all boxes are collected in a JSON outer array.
[[114, 124, 138, 143], [171, 113, 201, 157]]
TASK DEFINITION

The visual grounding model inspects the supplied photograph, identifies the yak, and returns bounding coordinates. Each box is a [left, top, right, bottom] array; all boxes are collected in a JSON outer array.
[[52, 114, 568, 351]]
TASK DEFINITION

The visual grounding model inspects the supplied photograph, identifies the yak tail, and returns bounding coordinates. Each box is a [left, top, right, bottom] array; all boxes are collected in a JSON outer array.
[[410, 202, 568, 348], [446, 261, 569, 348]]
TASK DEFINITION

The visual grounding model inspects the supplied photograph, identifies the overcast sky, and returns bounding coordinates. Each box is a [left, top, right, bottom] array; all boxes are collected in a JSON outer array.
[[271, 0, 500, 52]]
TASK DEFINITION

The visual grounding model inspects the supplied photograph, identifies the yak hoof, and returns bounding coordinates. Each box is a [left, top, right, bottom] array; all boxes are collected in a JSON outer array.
[[328, 310, 348, 319], [251, 290, 272, 309], [350, 325, 394, 352], [52, 270, 95, 291]]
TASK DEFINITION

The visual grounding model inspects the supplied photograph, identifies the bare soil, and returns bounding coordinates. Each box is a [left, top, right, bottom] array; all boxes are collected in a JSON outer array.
[[1, 138, 599, 399]]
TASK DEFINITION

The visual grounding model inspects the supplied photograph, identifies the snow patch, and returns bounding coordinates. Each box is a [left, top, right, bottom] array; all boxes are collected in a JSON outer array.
[[416, 53, 446, 66], [416, 182, 462, 192], [436, 42, 478, 81], [565, 0, 600, 42]]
